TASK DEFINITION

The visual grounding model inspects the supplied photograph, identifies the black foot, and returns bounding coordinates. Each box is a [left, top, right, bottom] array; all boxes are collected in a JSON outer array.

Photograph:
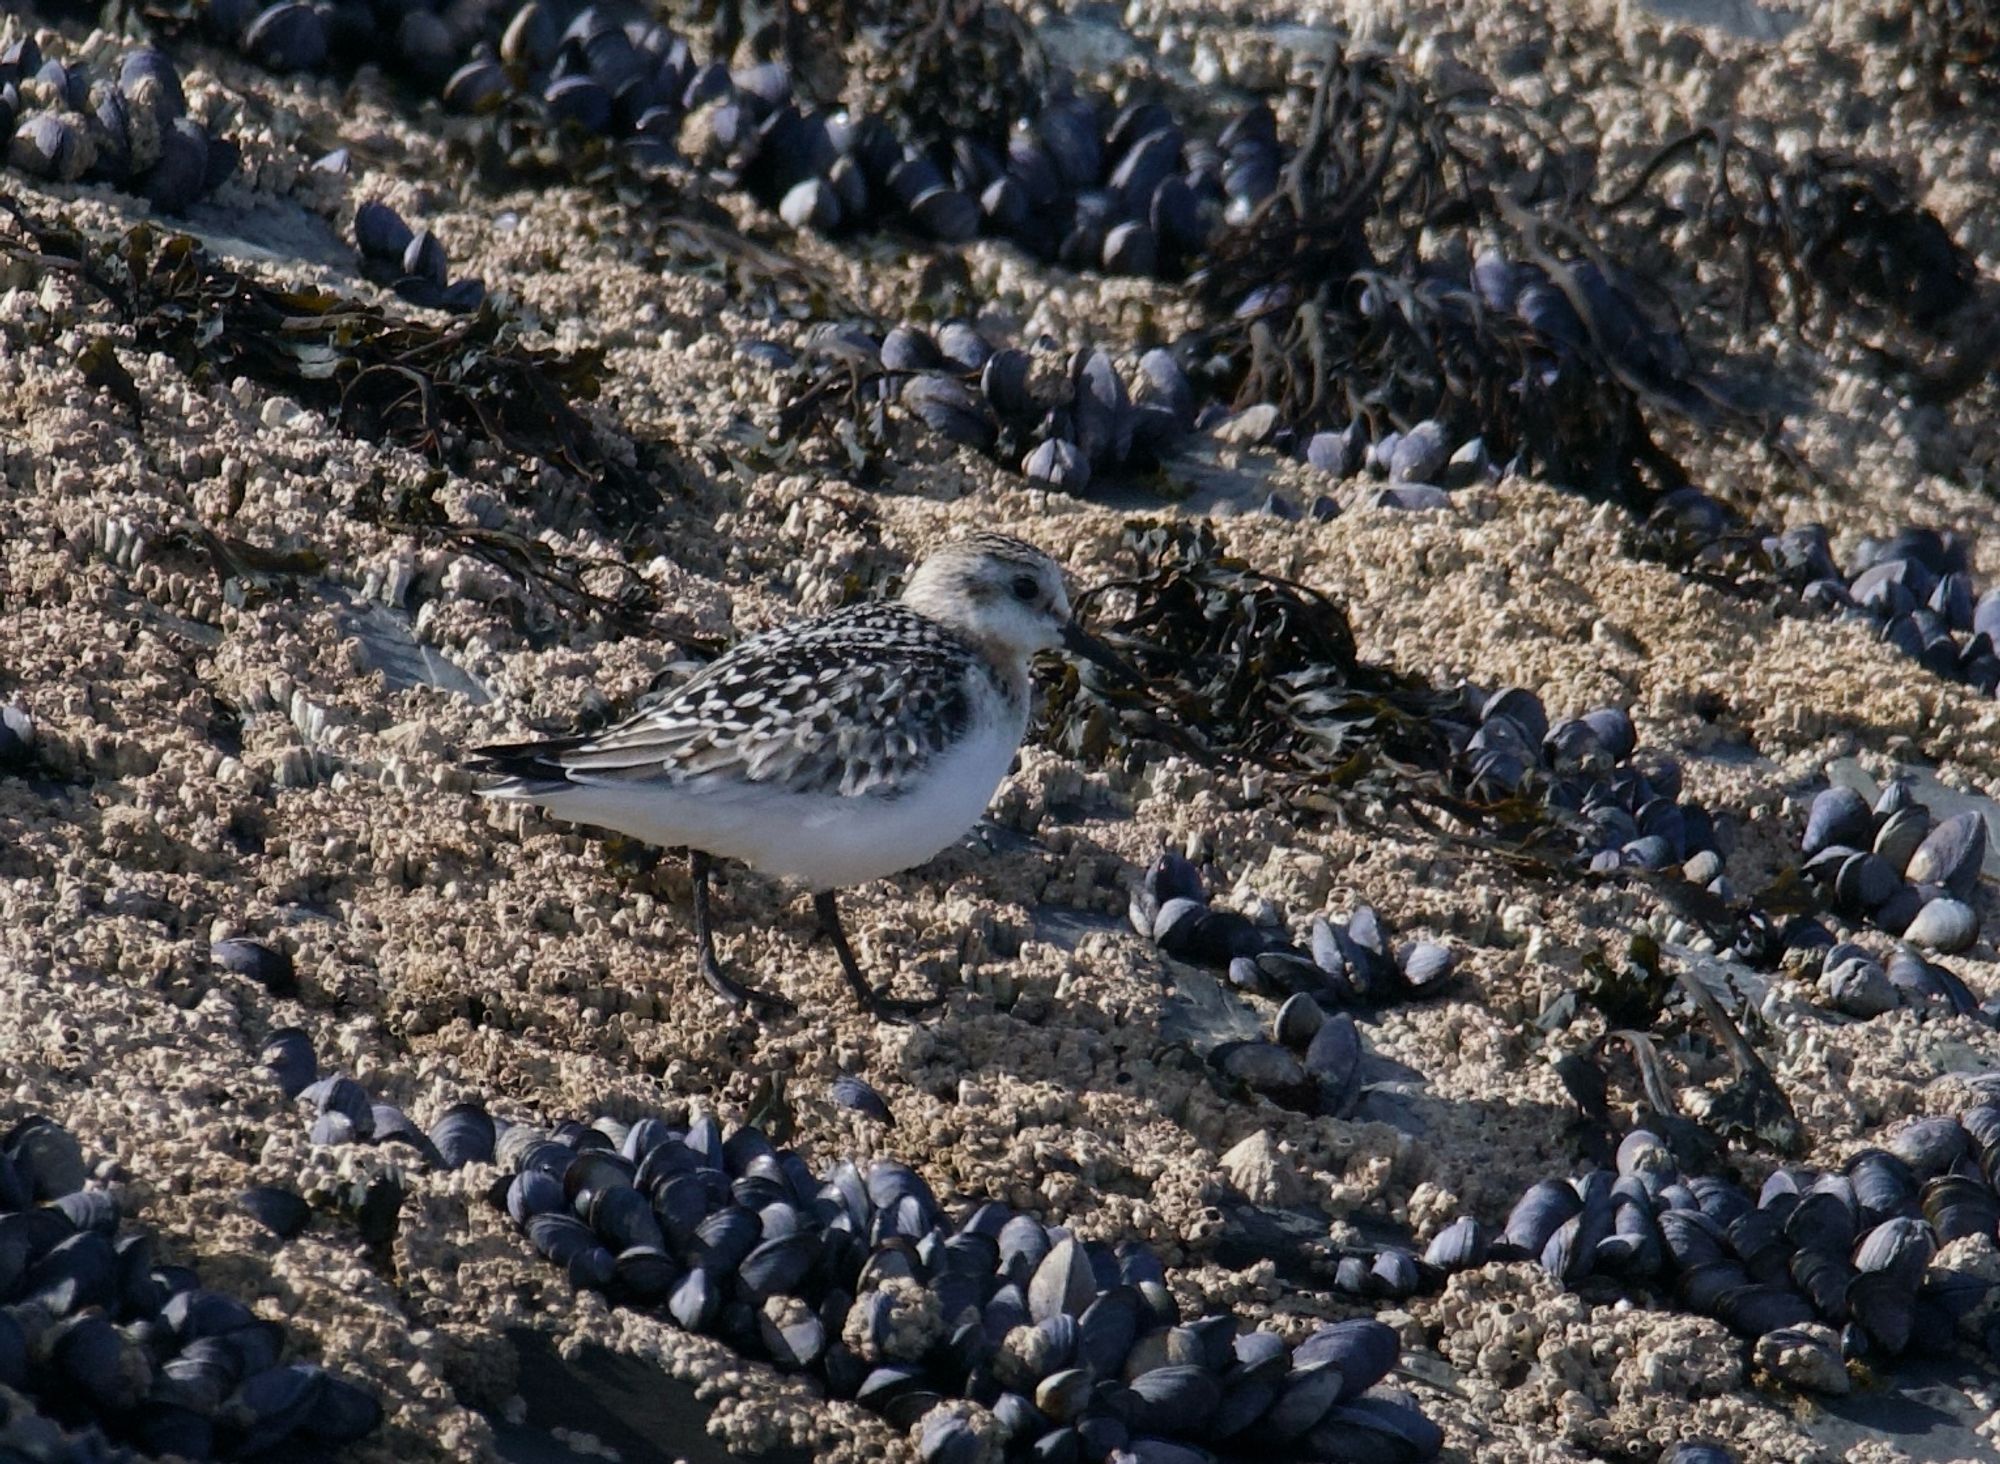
[[815, 890, 946, 1024], [691, 850, 794, 1016], [857, 985, 946, 1024], [698, 947, 797, 1015]]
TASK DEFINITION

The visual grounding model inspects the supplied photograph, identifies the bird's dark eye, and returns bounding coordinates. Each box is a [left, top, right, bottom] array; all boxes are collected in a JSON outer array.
[[1010, 573, 1039, 603]]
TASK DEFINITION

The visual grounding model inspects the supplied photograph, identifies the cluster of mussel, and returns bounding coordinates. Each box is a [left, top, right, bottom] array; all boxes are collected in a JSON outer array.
[[1124, 854, 1453, 1122], [1765, 523, 2000, 699], [191, 0, 1252, 277], [491, 1110, 1444, 1464], [777, 318, 1197, 495], [782, 315, 1517, 508], [252, 1023, 490, 1247], [1287, 1108, 2000, 1403], [1805, 937, 1993, 1023], [262, 1029, 1445, 1459], [756, 84, 1250, 274], [1293, 414, 1495, 514], [2, 33, 233, 210], [1129, 853, 1455, 1009], [156, 0, 1696, 508], [261, 1025, 494, 1174], [1794, 781, 1985, 954], [1222, 243, 1699, 511], [0, 1113, 381, 1458], [353, 201, 486, 313], [1652, 504, 2000, 705], [1678, 775, 1999, 1023], [740, 82, 1242, 275], [1208, 1001, 1366, 1125], [1441, 687, 1725, 877], [1401, 1107, 2000, 1395]]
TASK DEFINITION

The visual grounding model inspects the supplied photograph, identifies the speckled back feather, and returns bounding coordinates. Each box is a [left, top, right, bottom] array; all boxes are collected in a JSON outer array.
[[468, 602, 1004, 799]]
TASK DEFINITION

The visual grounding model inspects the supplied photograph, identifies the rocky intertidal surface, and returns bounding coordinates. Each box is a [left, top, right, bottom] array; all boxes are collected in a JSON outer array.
[[8, 0, 2000, 1458]]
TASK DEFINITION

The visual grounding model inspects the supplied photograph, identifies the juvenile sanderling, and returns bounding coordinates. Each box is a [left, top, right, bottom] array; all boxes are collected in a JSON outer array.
[[468, 533, 1124, 1020]]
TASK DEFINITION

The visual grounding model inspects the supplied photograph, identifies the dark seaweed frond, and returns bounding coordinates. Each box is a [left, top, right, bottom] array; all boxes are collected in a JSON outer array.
[[1039, 520, 1459, 810], [0, 194, 665, 530]]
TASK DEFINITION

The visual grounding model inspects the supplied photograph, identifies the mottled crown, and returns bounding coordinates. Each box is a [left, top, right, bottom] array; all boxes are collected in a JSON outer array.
[[900, 534, 1073, 662]]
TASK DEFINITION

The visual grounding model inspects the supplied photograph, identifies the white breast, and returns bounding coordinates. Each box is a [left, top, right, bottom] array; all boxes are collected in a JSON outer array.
[[506, 699, 1028, 892]]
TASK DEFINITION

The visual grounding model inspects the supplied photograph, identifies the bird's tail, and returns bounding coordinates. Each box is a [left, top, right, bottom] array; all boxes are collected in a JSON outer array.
[[463, 736, 587, 796]]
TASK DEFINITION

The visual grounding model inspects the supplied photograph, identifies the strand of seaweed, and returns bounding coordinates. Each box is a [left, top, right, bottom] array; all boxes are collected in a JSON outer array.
[[0, 192, 671, 630]]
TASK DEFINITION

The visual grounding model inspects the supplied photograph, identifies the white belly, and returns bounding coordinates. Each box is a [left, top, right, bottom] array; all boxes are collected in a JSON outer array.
[[497, 710, 1025, 891]]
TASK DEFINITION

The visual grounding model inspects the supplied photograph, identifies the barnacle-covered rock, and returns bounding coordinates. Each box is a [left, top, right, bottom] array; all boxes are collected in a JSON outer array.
[[1217, 1130, 1304, 1207]]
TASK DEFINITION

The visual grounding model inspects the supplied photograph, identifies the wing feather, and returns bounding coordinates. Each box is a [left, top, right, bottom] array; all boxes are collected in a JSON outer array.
[[468, 603, 987, 798]]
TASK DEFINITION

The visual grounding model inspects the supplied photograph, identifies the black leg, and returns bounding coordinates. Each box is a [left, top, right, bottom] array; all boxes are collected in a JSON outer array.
[[690, 851, 794, 1014], [814, 891, 944, 1022]]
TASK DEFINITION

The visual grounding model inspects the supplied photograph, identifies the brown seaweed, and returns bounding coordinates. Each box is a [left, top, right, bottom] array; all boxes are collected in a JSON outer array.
[[1040, 521, 1456, 799], [1188, 40, 1987, 505], [0, 193, 668, 536]]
